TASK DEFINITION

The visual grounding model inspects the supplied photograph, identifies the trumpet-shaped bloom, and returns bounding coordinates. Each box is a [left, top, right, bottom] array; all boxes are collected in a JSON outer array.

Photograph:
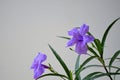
[[31, 52, 48, 79], [67, 24, 94, 54]]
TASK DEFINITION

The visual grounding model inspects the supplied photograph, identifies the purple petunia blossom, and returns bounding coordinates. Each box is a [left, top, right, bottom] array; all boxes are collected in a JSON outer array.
[[31, 52, 48, 79], [67, 24, 94, 54]]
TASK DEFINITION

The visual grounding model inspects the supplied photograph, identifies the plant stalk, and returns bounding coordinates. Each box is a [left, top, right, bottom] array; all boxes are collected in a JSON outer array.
[[102, 59, 113, 80]]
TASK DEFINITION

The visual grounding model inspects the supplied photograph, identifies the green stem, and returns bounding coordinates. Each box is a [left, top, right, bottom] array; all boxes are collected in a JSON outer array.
[[69, 71, 73, 80], [101, 59, 113, 80], [49, 66, 67, 80]]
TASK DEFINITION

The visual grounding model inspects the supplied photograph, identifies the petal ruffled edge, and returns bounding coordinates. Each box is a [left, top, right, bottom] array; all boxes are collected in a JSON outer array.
[[83, 35, 94, 43], [31, 52, 47, 69], [79, 24, 89, 35], [68, 27, 78, 36], [67, 37, 76, 47]]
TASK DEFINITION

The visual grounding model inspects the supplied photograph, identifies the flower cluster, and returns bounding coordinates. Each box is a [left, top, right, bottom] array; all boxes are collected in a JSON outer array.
[[30, 18, 120, 80]]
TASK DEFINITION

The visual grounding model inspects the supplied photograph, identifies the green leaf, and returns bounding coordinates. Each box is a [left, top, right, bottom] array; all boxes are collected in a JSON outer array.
[[88, 32, 103, 55], [109, 50, 120, 72], [75, 55, 81, 80], [91, 42, 96, 49], [101, 17, 120, 52], [87, 32, 94, 38], [116, 68, 120, 73], [38, 73, 68, 79], [75, 56, 96, 79], [91, 72, 120, 79], [94, 39, 103, 55], [87, 46, 99, 57], [82, 72, 103, 80], [114, 68, 120, 80], [81, 65, 103, 72], [57, 36, 70, 40], [81, 65, 119, 73], [87, 32, 97, 49], [48, 44, 72, 80]]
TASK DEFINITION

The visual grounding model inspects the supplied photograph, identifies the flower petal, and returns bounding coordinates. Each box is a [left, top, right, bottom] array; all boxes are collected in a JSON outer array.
[[83, 35, 94, 43], [38, 52, 47, 63], [34, 65, 45, 79], [79, 24, 89, 35], [75, 42, 88, 54], [67, 37, 76, 47], [68, 27, 78, 36], [31, 53, 47, 69], [31, 52, 47, 79], [31, 61, 38, 69]]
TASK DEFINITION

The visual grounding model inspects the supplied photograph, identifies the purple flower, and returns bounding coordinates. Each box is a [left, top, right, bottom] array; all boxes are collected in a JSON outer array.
[[67, 24, 94, 54], [31, 52, 48, 79]]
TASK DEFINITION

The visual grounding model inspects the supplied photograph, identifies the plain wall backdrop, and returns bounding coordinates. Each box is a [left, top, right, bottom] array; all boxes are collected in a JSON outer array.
[[0, 0, 120, 80]]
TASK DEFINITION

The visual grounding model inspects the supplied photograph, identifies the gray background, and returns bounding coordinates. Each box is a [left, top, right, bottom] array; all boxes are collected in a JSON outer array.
[[0, 0, 120, 80]]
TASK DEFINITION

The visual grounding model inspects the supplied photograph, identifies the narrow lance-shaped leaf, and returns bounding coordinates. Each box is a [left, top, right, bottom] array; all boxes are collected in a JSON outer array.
[[57, 36, 70, 40], [109, 50, 120, 72], [81, 64, 120, 73], [91, 42, 96, 49], [39, 73, 68, 79], [75, 55, 81, 80], [87, 45, 99, 57], [91, 72, 120, 80], [114, 68, 120, 80], [87, 32, 94, 37], [94, 39, 103, 55], [48, 44, 72, 80], [88, 32, 103, 55], [101, 17, 120, 52], [82, 72, 103, 80], [75, 56, 96, 79]]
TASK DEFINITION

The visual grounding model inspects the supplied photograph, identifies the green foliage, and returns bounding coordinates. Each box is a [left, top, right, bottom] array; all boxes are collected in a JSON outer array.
[[82, 72, 103, 80], [94, 39, 103, 55], [36, 18, 120, 80], [109, 50, 120, 72], [39, 73, 68, 79], [48, 44, 73, 80], [75, 56, 97, 79], [101, 17, 120, 52], [87, 46, 99, 57], [57, 36, 70, 40]]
